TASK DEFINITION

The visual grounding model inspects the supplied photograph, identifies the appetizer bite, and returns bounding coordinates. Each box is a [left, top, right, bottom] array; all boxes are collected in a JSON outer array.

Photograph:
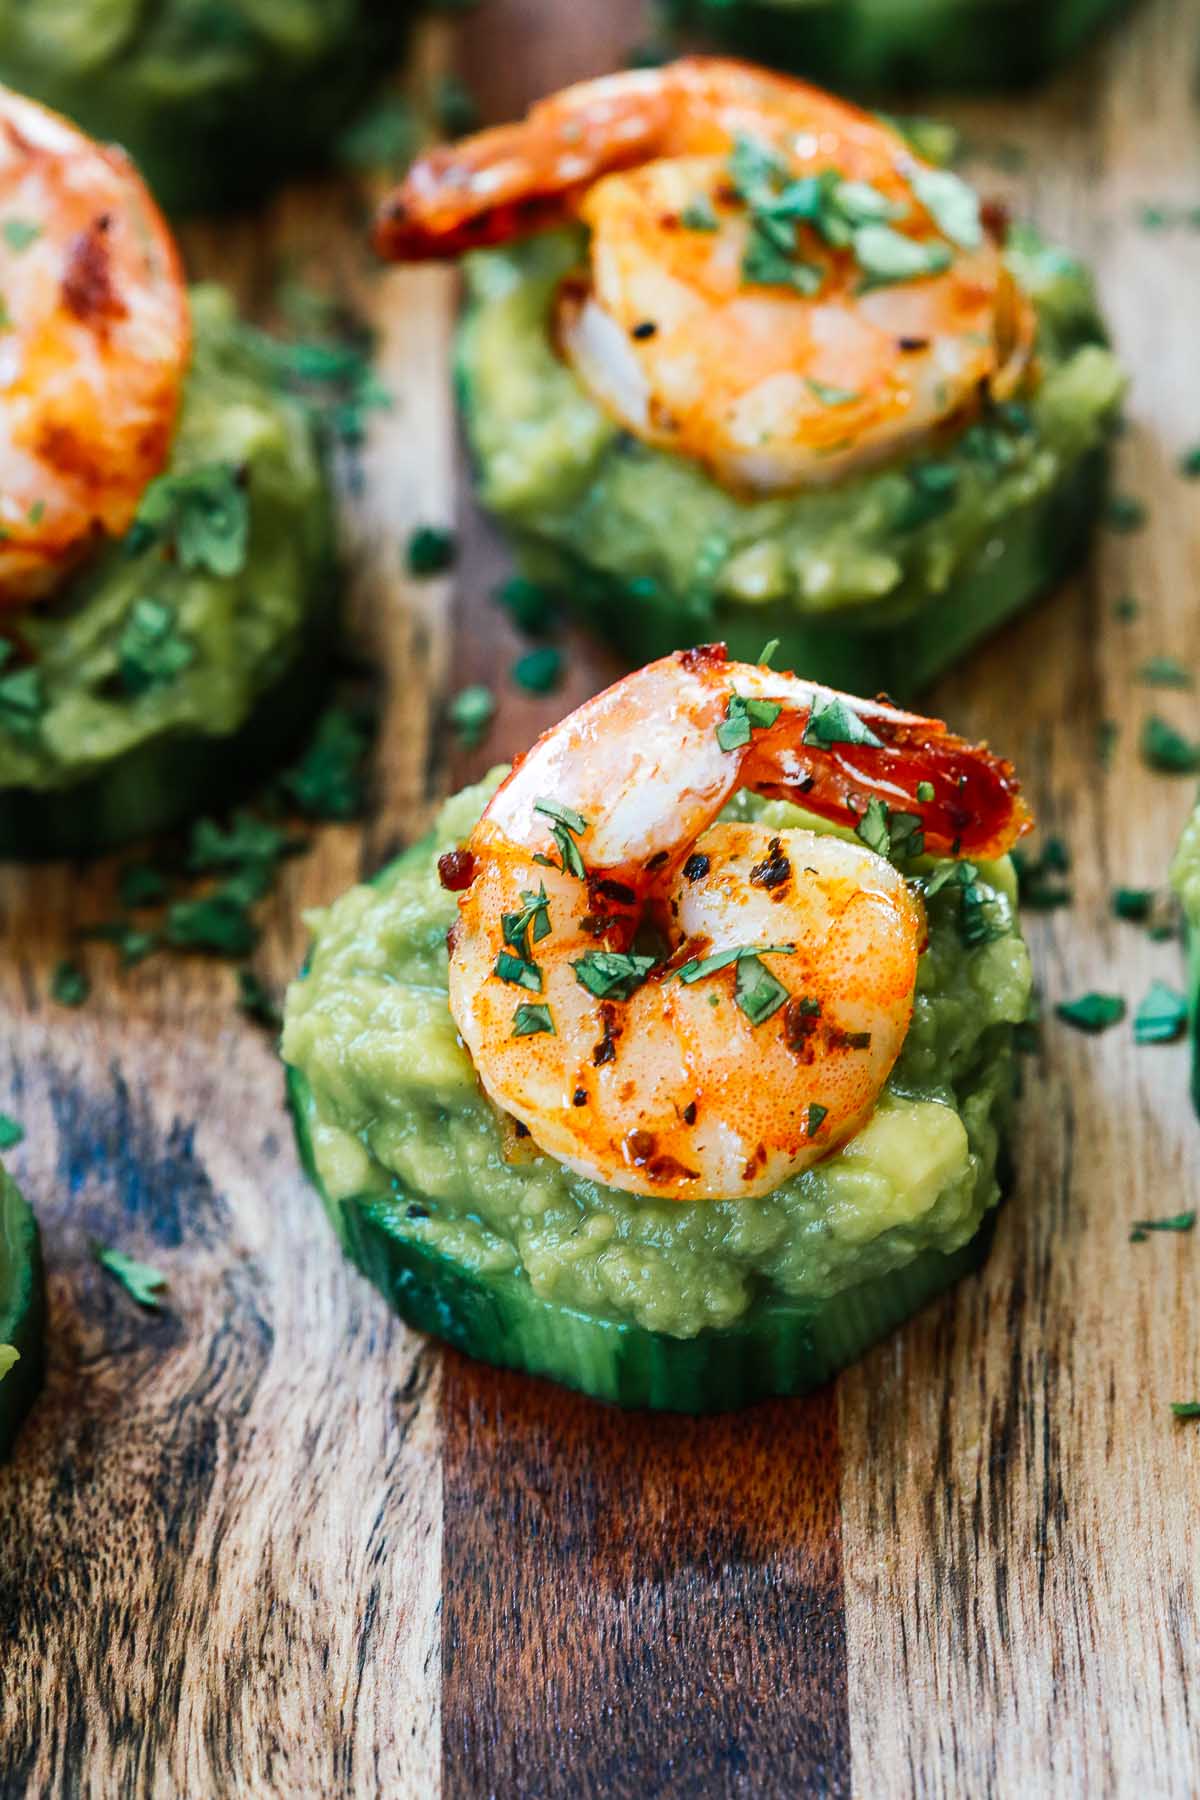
[[1171, 799, 1200, 1119], [376, 59, 1123, 697], [0, 1, 409, 212], [284, 645, 1034, 1411], [0, 90, 335, 858], [0, 1168, 44, 1458], [662, 0, 1129, 92]]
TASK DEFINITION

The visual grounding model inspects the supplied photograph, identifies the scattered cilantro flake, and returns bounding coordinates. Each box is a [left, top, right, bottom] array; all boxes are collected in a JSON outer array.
[[502, 884, 552, 961], [406, 525, 456, 576], [1138, 656, 1193, 689], [130, 464, 249, 576], [165, 891, 259, 957], [741, 231, 822, 293], [512, 646, 563, 694], [0, 1112, 23, 1150], [1130, 1209, 1195, 1242], [237, 970, 282, 1031], [855, 796, 924, 862], [95, 1246, 167, 1310], [188, 812, 301, 875], [77, 921, 160, 967], [533, 797, 587, 879], [434, 73, 479, 139], [680, 197, 719, 231], [337, 96, 418, 171], [717, 692, 783, 751], [493, 950, 542, 993], [1011, 838, 1072, 910], [1112, 886, 1153, 921], [806, 378, 860, 406], [495, 575, 556, 635], [734, 953, 789, 1025], [910, 165, 982, 248], [1105, 494, 1147, 533], [1055, 992, 1126, 1033], [1133, 979, 1188, 1044], [449, 684, 495, 749], [2, 218, 40, 252], [1113, 595, 1140, 621], [854, 224, 952, 287], [1140, 715, 1200, 775], [119, 863, 170, 910], [1179, 444, 1200, 480], [806, 1102, 827, 1135], [802, 695, 883, 750], [117, 598, 195, 697], [572, 950, 659, 1001], [51, 960, 89, 1007], [895, 460, 959, 531], [675, 943, 794, 984], [1171, 1401, 1200, 1419], [512, 1003, 555, 1037], [921, 860, 1007, 947], [282, 704, 372, 819], [0, 665, 44, 739]]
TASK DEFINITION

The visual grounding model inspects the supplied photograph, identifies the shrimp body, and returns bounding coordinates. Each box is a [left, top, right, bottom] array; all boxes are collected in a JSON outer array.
[[0, 88, 189, 606], [445, 646, 1029, 1202], [377, 59, 1035, 495]]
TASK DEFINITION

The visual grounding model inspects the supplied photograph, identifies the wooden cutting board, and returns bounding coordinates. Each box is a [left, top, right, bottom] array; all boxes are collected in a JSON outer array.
[[2, 1, 1199, 1792]]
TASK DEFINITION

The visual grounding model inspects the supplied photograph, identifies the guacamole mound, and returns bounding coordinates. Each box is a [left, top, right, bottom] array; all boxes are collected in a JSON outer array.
[[0, 284, 333, 801], [459, 228, 1122, 658], [283, 776, 1032, 1343], [0, 1, 407, 212]]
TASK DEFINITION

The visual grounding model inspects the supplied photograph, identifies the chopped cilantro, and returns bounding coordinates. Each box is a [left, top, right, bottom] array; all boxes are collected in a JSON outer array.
[[1138, 656, 1193, 689], [449, 684, 495, 749], [337, 95, 418, 170], [237, 969, 282, 1030], [1011, 838, 1072, 910], [572, 950, 659, 1001], [188, 812, 301, 875], [1172, 1400, 1200, 1419], [676, 943, 794, 984], [512, 1003, 555, 1037], [894, 460, 959, 531], [1130, 1209, 1195, 1242], [1112, 886, 1154, 921], [1105, 494, 1147, 533], [406, 525, 456, 576], [95, 1246, 167, 1310], [434, 74, 479, 139], [130, 463, 249, 576], [1113, 595, 1140, 621], [0, 665, 44, 739], [741, 231, 822, 293], [806, 379, 860, 406], [117, 598, 195, 696], [1133, 979, 1188, 1044], [2, 218, 40, 252], [1179, 445, 1200, 479], [717, 692, 783, 751], [855, 224, 952, 287], [921, 859, 1007, 947], [802, 695, 883, 750], [0, 1113, 23, 1150], [165, 891, 259, 957], [910, 165, 982, 249], [51, 960, 89, 1007], [77, 921, 160, 967], [533, 797, 587, 879], [494, 950, 542, 993], [855, 796, 924, 862], [1055, 992, 1126, 1033], [734, 953, 790, 1025], [806, 1102, 828, 1135], [282, 704, 372, 819], [512, 646, 563, 693], [1141, 715, 1200, 775], [680, 197, 719, 232], [495, 575, 556, 635], [119, 863, 170, 910], [502, 884, 552, 961]]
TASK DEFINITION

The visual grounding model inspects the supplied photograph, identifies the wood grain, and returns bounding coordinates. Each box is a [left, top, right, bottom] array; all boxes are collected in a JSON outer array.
[[1, 0, 1199, 1793]]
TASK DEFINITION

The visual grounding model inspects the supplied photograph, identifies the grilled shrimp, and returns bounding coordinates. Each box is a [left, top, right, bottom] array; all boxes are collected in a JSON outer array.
[[0, 87, 189, 605], [441, 645, 1029, 1202], [376, 58, 1035, 492]]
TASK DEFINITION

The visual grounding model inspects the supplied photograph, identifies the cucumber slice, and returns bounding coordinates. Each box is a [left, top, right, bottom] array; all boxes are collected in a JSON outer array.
[[287, 1063, 996, 1413], [664, 0, 1129, 91], [0, 1170, 46, 1460], [0, 583, 336, 861], [525, 444, 1108, 701]]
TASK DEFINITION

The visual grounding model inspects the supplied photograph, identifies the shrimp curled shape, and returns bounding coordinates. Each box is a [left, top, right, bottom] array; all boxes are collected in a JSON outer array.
[[0, 87, 189, 606], [444, 645, 1030, 1203], [376, 58, 1036, 493]]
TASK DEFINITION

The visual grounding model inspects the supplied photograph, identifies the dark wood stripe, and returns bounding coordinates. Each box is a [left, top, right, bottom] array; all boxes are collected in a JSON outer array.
[[441, 1354, 849, 1800]]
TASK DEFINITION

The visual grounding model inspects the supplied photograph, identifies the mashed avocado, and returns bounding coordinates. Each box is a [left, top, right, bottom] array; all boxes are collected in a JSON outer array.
[[0, 284, 334, 852], [458, 228, 1123, 694], [664, 0, 1129, 91], [0, 1, 408, 212], [283, 775, 1031, 1343]]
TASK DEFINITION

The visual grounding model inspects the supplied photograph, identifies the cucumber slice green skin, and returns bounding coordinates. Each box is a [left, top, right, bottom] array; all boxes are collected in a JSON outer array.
[[663, 0, 1129, 91], [0, 574, 338, 862], [286, 1058, 998, 1415], [512, 444, 1108, 702], [0, 1171, 46, 1462]]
